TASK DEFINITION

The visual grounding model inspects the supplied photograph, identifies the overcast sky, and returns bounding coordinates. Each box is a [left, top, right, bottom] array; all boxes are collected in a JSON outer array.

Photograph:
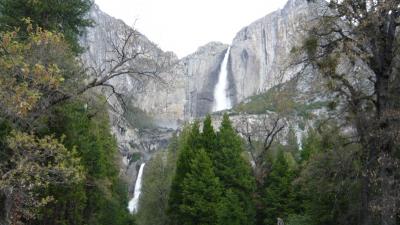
[[94, 0, 288, 58]]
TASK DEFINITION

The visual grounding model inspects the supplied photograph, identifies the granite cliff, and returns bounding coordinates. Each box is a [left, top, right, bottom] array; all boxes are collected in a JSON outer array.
[[81, 0, 329, 194]]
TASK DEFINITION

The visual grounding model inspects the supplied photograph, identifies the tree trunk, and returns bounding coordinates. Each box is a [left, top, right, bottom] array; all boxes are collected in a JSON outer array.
[[380, 152, 396, 225], [378, 106, 397, 225], [361, 175, 371, 225], [353, 104, 375, 225]]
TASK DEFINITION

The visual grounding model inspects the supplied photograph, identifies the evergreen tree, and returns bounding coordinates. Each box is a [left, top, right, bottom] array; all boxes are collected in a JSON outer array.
[[263, 150, 296, 225], [218, 189, 248, 225], [0, 0, 93, 53], [300, 128, 322, 162], [188, 121, 202, 150], [201, 115, 217, 156], [36, 99, 136, 225], [215, 114, 254, 190], [168, 124, 201, 224], [214, 114, 256, 225], [295, 125, 362, 225], [0, 1, 136, 224], [168, 116, 257, 225], [178, 149, 223, 225], [137, 151, 175, 225]]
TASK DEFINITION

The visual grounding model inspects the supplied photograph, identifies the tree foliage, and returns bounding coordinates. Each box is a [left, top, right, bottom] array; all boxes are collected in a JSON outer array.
[[39, 99, 136, 225], [168, 115, 256, 225], [0, 0, 93, 53], [0, 25, 78, 123], [214, 114, 256, 225], [295, 124, 362, 225], [179, 149, 223, 225], [137, 149, 176, 225], [168, 123, 201, 224], [263, 150, 297, 225], [0, 131, 84, 224], [299, 0, 400, 224], [0, 2, 136, 224]]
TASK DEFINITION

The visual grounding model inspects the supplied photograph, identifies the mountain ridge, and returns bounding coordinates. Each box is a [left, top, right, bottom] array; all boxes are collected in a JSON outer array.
[[81, 0, 322, 195]]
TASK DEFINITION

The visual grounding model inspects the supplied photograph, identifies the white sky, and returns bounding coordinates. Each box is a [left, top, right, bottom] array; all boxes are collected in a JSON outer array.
[[94, 0, 288, 58]]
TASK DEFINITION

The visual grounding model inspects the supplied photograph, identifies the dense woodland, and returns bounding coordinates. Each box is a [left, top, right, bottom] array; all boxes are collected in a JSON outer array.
[[0, 0, 399, 225], [0, 0, 135, 224], [139, 0, 400, 224], [137, 115, 363, 225]]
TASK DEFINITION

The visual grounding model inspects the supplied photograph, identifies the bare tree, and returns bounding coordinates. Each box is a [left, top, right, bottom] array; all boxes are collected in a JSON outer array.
[[13, 26, 175, 129], [237, 113, 285, 186], [53, 28, 172, 106], [85, 30, 169, 93]]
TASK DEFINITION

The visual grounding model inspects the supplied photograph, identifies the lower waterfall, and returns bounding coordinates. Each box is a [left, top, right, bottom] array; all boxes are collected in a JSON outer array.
[[213, 47, 232, 111], [128, 163, 145, 213]]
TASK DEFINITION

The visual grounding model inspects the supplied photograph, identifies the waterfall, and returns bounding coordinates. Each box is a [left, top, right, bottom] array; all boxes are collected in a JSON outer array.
[[128, 163, 145, 213], [213, 47, 232, 112]]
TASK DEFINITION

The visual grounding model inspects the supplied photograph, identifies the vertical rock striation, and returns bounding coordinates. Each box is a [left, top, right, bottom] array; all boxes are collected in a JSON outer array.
[[230, 0, 313, 102], [80, 0, 325, 195], [81, 0, 320, 128]]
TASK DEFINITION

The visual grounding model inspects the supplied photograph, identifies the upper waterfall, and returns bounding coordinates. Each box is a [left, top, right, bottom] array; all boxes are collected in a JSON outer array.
[[213, 47, 232, 111], [128, 163, 146, 213]]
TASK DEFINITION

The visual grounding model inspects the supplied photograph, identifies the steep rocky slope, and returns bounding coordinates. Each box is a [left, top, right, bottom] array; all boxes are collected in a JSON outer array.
[[80, 4, 177, 192], [82, 0, 323, 126], [81, 0, 328, 194], [230, 0, 313, 102], [80, 4, 231, 192]]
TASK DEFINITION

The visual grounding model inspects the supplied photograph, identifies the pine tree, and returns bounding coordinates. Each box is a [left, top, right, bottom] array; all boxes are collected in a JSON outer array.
[[172, 123, 201, 185], [178, 149, 223, 225], [215, 114, 253, 189], [38, 99, 136, 225], [300, 128, 322, 162], [188, 121, 202, 149], [0, 0, 93, 53], [218, 188, 252, 225], [263, 150, 296, 225], [214, 114, 256, 225], [201, 115, 217, 156], [294, 125, 362, 225], [169, 116, 257, 225], [168, 123, 202, 224]]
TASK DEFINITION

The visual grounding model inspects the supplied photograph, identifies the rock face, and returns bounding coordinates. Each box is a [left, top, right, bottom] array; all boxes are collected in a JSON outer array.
[[80, 4, 180, 193], [230, 0, 314, 103], [128, 42, 229, 125], [80, 0, 375, 200], [146, 0, 318, 121], [82, 0, 320, 126], [80, 4, 231, 193], [81, 5, 230, 125], [181, 42, 229, 117], [80, 0, 325, 194]]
